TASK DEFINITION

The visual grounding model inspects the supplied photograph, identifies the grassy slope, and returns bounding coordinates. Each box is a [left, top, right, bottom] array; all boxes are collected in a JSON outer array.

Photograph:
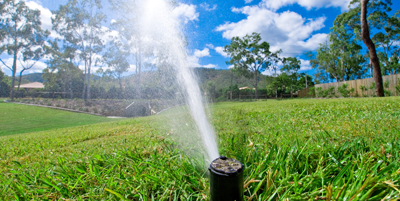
[[0, 98, 399, 200], [0, 102, 118, 136]]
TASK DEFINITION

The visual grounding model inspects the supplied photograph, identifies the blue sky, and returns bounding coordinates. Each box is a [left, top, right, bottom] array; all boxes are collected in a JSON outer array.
[[1, 0, 400, 76]]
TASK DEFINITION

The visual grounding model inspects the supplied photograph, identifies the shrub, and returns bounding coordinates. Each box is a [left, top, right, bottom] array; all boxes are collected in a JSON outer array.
[[316, 87, 323, 98], [396, 78, 400, 94], [338, 84, 350, 97], [383, 81, 391, 97], [369, 82, 375, 90], [325, 86, 336, 98], [308, 87, 316, 97], [384, 81, 389, 88], [349, 88, 355, 97], [360, 85, 368, 97], [384, 90, 392, 97]]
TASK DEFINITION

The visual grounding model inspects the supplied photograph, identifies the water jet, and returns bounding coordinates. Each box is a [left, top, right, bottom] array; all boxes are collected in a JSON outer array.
[[209, 156, 244, 201]]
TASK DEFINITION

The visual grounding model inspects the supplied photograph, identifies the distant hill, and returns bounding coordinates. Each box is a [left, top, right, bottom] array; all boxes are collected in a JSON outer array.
[[20, 73, 44, 83], [192, 68, 267, 91], [19, 73, 104, 84]]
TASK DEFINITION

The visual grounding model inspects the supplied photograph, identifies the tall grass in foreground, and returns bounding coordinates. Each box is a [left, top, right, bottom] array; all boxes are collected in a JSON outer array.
[[0, 97, 399, 200]]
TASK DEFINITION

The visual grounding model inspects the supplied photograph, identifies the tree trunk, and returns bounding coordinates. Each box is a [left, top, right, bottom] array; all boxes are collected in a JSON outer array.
[[18, 70, 24, 91], [82, 60, 87, 100], [305, 75, 308, 88], [361, 0, 384, 97], [254, 71, 258, 99], [10, 50, 18, 100], [87, 58, 91, 100], [290, 86, 293, 98]]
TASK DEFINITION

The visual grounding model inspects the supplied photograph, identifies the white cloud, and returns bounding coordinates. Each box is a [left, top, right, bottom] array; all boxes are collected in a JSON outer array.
[[245, 0, 254, 4], [200, 3, 217, 11], [299, 59, 312, 71], [25, 1, 61, 38], [194, 48, 211, 58], [202, 64, 218, 68], [206, 44, 214, 49], [173, 3, 199, 24], [0, 56, 47, 75], [215, 46, 229, 58], [261, 0, 351, 11], [187, 48, 217, 68], [216, 6, 328, 57]]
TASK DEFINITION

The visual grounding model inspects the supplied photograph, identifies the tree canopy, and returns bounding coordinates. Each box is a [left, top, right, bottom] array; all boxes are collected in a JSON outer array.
[[224, 32, 280, 98]]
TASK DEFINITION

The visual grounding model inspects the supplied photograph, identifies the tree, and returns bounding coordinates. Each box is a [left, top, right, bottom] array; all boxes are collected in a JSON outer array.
[[282, 57, 301, 97], [224, 32, 280, 98], [372, 12, 400, 75], [0, 69, 10, 97], [0, 0, 48, 100], [43, 39, 83, 98], [102, 39, 130, 92], [307, 23, 368, 84], [334, 0, 393, 96], [361, 0, 385, 96], [53, 0, 106, 100], [330, 25, 368, 81]]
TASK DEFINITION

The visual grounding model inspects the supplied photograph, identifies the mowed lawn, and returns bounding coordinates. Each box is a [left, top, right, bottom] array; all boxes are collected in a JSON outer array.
[[0, 102, 118, 136], [0, 97, 399, 200]]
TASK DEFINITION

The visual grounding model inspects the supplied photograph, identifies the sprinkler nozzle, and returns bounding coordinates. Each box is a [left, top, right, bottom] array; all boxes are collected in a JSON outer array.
[[209, 156, 244, 201]]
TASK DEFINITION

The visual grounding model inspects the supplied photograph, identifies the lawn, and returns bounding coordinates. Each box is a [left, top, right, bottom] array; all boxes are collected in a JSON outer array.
[[0, 102, 119, 136], [0, 97, 399, 200]]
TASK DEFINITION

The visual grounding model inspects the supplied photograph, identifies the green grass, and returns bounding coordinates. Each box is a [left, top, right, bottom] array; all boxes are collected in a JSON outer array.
[[0, 97, 399, 200], [0, 102, 118, 136]]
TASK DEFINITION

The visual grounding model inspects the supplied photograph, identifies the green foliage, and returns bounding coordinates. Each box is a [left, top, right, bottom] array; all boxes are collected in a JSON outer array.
[[224, 32, 281, 98], [338, 84, 348, 97], [384, 81, 392, 96], [0, 0, 49, 100], [307, 23, 367, 83], [370, 82, 376, 90], [396, 78, 400, 94], [308, 87, 316, 97], [316, 86, 337, 98], [316, 87, 324, 97], [1, 98, 400, 199], [0, 69, 10, 97], [206, 81, 217, 101], [52, 0, 106, 100], [326, 86, 337, 98]]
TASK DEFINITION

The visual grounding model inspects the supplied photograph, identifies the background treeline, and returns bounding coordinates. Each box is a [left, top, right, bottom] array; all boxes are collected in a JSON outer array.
[[1, 0, 400, 101]]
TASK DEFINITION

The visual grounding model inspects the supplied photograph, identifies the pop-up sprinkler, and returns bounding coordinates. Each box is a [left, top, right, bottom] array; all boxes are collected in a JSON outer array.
[[209, 156, 244, 201]]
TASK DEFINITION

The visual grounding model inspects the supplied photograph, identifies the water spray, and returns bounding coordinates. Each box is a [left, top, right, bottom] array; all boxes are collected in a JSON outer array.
[[209, 156, 244, 201]]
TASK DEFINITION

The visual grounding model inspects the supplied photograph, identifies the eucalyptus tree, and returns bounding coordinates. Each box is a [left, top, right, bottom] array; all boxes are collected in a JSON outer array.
[[0, 69, 10, 97], [307, 44, 341, 83], [329, 25, 367, 81], [224, 32, 281, 98], [334, 0, 395, 96], [52, 0, 106, 100], [43, 39, 83, 98], [373, 12, 400, 75], [0, 0, 48, 100], [102, 39, 130, 92], [108, 0, 148, 98], [282, 57, 301, 97], [307, 25, 367, 83]]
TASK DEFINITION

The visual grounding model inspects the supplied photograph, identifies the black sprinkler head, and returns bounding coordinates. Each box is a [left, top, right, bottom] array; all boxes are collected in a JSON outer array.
[[209, 156, 244, 201]]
